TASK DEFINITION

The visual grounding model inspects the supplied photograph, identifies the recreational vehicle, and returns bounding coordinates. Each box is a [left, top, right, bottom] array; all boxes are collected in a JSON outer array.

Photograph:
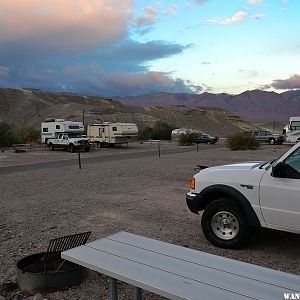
[[41, 118, 85, 143], [283, 116, 300, 144], [87, 122, 138, 146]]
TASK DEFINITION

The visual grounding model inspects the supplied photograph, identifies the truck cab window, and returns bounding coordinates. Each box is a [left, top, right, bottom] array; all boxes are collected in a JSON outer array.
[[282, 148, 300, 179]]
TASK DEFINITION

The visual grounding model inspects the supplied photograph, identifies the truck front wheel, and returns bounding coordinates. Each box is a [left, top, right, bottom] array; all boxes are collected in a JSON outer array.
[[69, 144, 75, 153], [48, 143, 55, 151], [201, 198, 251, 249]]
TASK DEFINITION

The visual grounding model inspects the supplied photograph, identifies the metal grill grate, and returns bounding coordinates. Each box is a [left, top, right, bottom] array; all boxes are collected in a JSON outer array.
[[44, 231, 91, 259]]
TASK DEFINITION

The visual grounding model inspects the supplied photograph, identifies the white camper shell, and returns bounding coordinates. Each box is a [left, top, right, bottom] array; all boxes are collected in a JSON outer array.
[[87, 122, 138, 146], [283, 117, 300, 144], [41, 118, 85, 143]]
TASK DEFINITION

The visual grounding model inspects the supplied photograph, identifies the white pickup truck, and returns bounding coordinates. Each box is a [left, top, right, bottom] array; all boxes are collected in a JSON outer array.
[[186, 142, 300, 248], [47, 133, 91, 153]]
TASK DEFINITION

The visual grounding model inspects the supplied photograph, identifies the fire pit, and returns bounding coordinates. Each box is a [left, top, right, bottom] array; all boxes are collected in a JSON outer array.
[[16, 232, 91, 292]]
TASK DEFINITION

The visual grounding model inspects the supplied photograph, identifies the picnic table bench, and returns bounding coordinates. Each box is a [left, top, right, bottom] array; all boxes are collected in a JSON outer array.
[[62, 231, 300, 300], [11, 144, 32, 153]]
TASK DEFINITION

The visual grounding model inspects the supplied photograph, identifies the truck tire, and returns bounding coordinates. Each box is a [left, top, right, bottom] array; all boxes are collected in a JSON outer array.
[[269, 138, 275, 145], [48, 143, 55, 151], [201, 198, 251, 249], [69, 144, 75, 153]]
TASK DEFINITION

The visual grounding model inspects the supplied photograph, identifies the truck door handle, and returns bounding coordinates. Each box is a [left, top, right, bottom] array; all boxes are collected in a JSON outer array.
[[240, 184, 253, 190]]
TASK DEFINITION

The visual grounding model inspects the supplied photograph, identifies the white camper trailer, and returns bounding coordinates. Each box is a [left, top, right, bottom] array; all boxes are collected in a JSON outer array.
[[171, 128, 201, 142], [283, 116, 300, 144], [87, 122, 138, 146], [41, 118, 85, 143]]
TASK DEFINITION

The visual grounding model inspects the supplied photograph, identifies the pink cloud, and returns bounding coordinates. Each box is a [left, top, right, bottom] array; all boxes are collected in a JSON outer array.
[[207, 11, 247, 25], [271, 74, 300, 90], [135, 6, 159, 27], [0, 0, 132, 52]]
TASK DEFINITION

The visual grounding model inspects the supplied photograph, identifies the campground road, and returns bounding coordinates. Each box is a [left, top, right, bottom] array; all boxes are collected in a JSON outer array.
[[0, 144, 223, 175]]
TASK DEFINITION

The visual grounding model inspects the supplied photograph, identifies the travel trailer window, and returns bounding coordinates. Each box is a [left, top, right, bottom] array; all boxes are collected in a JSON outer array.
[[291, 121, 300, 131], [43, 128, 48, 132], [56, 125, 60, 129], [69, 125, 80, 129], [113, 127, 117, 131]]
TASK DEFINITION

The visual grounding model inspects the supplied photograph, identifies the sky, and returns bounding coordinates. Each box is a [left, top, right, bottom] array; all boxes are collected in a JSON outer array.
[[0, 0, 299, 97]]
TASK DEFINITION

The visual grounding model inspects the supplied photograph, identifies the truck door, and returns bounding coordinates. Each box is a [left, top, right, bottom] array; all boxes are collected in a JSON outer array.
[[259, 146, 300, 232]]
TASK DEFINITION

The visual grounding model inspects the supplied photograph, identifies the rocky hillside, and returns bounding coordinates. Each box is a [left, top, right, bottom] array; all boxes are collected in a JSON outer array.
[[116, 90, 300, 123], [0, 88, 257, 136]]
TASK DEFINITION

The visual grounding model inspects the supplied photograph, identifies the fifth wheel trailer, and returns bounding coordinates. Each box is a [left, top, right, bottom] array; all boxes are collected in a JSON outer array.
[[87, 122, 138, 146]]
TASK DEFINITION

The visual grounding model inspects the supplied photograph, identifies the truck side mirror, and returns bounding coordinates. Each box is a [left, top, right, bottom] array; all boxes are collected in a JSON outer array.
[[272, 162, 283, 178]]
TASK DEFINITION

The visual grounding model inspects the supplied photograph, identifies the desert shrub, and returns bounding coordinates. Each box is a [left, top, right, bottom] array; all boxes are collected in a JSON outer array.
[[13, 126, 40, 144], [139, 122, 177, 140], [227, 133, 260, 150], [178, 131, 199, 146], [0, 122, 40, 146], [0, 122, 17, 146]]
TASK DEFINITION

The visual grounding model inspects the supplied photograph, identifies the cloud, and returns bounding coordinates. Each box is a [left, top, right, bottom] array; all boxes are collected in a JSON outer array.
[[0, 0, 132, 58], [93, 40, 191, 72], [163, 4, 178, 15], [195, 0, 207, 4], [135, 6, 159, 28], [248, 0, 263, 5], [206, 11, 247, 25], [62, 66, 203, 96], [0, 66, 10, 78], [251, 13, 265, 20], [269, 74, 300, 90], [1, 61, 201, 97], [0, 0, 195, 96]]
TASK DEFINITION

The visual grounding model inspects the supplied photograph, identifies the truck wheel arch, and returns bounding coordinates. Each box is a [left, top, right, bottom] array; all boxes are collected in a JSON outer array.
[[199, 184, 260, 228]]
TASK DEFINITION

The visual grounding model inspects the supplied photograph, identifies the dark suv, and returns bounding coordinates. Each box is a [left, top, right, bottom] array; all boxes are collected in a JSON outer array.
[[246, 130, 285, 145], [193, 133, 219, 144]]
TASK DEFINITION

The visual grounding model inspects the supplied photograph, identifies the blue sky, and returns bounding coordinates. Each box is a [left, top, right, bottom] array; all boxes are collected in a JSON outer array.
[[0, 0, 299, 96]]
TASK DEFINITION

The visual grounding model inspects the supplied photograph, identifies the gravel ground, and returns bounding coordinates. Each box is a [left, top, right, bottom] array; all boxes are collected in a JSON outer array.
[[0, 142, 299, 300]]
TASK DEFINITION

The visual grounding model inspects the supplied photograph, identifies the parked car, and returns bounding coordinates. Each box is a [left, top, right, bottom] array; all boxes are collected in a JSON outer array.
[[193, 133, 218, 144], [186, 141, 300, 248], [245, 130, 285, 145]]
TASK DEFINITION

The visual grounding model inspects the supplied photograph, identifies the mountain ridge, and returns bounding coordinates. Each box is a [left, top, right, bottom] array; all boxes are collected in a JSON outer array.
[[116, 89, 300, 123]]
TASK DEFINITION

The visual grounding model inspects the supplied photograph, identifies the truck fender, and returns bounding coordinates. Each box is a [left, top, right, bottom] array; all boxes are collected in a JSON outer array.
[[200, 184, 260, 227]]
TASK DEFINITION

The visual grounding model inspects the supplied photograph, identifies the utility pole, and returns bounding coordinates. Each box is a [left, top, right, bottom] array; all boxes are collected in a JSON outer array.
[[82, 109, 85, 126]]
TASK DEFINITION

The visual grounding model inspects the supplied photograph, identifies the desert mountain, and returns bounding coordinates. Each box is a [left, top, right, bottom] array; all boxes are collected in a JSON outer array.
[[0, 88, 255, 136], [116, 90, 300, 123]]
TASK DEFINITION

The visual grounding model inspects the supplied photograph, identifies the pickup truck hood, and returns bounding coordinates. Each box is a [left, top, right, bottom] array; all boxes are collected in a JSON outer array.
[[207, 162, 261, 171], [194, 162, 266, 193]]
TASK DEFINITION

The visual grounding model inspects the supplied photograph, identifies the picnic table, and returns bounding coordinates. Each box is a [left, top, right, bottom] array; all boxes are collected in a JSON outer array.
[[62, 231, 300, 300]]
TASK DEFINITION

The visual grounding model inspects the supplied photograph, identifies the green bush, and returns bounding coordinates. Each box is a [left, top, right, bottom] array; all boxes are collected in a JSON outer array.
[[178, 131, 199, 146], [0, 122, 17, 146], [13, 126, 40, 144], [139, 122, 177, 140], [0, 122, 40, 146], [227, 133, 260, 150]]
